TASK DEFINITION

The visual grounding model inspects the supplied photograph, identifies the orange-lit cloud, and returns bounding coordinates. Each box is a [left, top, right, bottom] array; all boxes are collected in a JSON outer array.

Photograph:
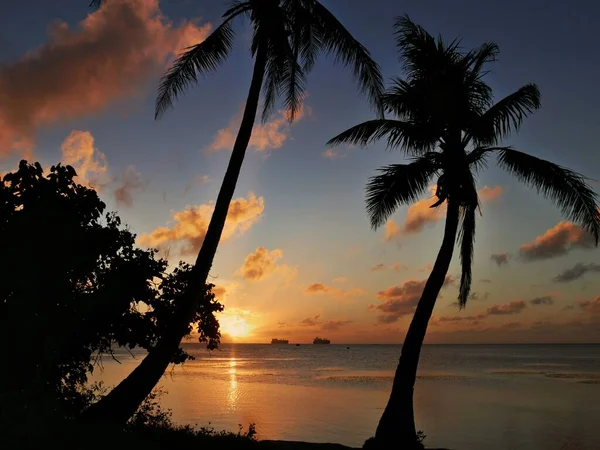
[[209, 103, 310, 153], [490, 252, 510, 267], [0, 0, 211, 155], [60, 130, 109, 189], [385, 185, 504, 240], [322, 149, 346, 159], [303, 282, 366, 300], [114, 166, 144, 207], [238, 247, 297, 282], [372, 276, 455, 323], [486, 300, 527, 315], [385, 219, 401, 241], [580, 297, 600, 314], [519, 221, 596, 261], [478, 185, 504, 202], [139, 192, 265, 256]]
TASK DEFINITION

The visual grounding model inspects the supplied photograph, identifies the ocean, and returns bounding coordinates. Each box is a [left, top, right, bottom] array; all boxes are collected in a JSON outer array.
[[92, 344, 600, 450]]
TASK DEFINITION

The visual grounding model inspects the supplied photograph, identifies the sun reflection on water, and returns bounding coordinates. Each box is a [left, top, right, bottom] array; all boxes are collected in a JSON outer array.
[[228, 356, 238, 411]]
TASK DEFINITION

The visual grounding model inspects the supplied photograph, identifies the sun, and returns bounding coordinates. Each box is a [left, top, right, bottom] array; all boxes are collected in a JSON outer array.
[[220, 315, 252, 339]]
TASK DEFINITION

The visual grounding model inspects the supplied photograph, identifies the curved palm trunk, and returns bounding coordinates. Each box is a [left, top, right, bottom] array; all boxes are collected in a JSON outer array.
[[373, 200, 460, 449], [80, 45, 268, 426]]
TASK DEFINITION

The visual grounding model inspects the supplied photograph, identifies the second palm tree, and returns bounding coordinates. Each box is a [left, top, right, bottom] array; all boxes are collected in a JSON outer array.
[[328, 15, 600, 449]]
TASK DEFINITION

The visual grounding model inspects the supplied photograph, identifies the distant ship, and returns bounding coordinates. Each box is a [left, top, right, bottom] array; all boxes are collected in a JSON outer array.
[[313, 337, 331, 344], [271, 338, 289, 344]]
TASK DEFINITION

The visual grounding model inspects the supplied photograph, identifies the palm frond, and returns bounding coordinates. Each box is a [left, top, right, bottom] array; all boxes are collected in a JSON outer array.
[[303, 0, 384, 115], [462, 42, 499, 81], [155, 20, 237, 119], [497, 148, 600, 243], [326, 119, 437, 155], [365, 156, 439, 229], [457, 203, 476, 308], [470, 84, 541, 146], [223, 1, 251, 19], [456, 170, 479, 308], [283, 0, 323, 73], [394, 15, 440, 78]]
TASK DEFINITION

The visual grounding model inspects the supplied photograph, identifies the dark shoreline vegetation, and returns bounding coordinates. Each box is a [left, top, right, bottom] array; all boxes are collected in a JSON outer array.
[[1, 1, 599, 449]]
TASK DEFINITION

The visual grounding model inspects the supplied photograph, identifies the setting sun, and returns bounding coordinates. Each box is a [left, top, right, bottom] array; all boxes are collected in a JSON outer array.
[[219, 314, 253, 339]]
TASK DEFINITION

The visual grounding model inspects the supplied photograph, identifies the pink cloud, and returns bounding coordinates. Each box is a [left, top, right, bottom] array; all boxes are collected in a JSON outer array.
[[0, 0, 211, 155], [519, 221, 596, 261]]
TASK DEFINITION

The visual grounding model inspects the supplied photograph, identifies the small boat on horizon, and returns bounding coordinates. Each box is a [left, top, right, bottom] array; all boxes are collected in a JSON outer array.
[[271, 338, 289, 344], [313, 337, 331, 344]]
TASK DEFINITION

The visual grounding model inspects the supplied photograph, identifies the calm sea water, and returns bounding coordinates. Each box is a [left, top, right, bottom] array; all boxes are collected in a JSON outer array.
[[93, 344, 600, 450]]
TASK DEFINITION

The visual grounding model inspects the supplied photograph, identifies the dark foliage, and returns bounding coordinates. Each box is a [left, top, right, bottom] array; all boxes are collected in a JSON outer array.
[[0, 161, 222, 434]]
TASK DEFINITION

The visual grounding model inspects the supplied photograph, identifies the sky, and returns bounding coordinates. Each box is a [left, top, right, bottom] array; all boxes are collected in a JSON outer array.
[[1, 0, 599, 344]]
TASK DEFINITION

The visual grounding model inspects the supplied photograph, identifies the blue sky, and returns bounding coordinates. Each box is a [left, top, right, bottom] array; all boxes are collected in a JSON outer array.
[[0, 0, 599, 343]]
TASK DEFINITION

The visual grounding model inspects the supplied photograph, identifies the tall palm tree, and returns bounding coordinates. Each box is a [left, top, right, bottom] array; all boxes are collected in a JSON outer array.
[[328, 16, 600, 449], [82, 0, 383, 425]]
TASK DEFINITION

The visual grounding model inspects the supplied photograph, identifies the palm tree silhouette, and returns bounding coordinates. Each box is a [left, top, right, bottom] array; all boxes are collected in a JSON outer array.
[[328, 15, 600, 449], [82, 0, 383, 424]]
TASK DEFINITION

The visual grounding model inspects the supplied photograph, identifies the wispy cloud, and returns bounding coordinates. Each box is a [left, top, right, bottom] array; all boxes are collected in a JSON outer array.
[[553, 262, 600, 283], [208, 103, 310, 153]]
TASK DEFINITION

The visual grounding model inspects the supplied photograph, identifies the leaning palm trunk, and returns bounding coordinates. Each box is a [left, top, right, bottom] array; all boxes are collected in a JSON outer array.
[[375, 200, 460, 448], [80, 45, 269, 425]]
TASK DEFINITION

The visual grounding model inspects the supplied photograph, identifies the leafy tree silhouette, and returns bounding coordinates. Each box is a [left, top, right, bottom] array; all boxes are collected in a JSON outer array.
[[0, 161, 222, 441]]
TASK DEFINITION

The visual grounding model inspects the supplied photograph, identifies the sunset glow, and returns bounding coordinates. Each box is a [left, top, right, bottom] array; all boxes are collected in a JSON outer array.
[[0, 0, 598, 346]]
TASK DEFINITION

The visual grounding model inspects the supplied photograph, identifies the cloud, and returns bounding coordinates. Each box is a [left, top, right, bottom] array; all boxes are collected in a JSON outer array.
[[490, 253, 510, 267], [486, 300, 526, 316], [212, 282, 238, 301], [371, 276, 455, 323], [238, 247, 296, 282], [387, 185, 503, 239], [579, 297, 600, 314], [209, 103, 310, 153], [0, 0, 211, 155], [402, 195, 445, 235], [553, 262, 600, 283], [303, 283, 365, 300], [529, 295, 554, 306], [301, 315, 322, 326], [60, 130, 109, 189], [300, 315, 352, 331], [184, 175, 210, 193], [370, 263, 407, 272], [322, 149, 346, 159], [519, 221, 596, 261], [478, 185, 504, 202], [385, 219, 402, 241], [332, 277, 348, 284], [139, 192, 265, 256], [114, 166, 144, 207], [322, 320, 353, 331]]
